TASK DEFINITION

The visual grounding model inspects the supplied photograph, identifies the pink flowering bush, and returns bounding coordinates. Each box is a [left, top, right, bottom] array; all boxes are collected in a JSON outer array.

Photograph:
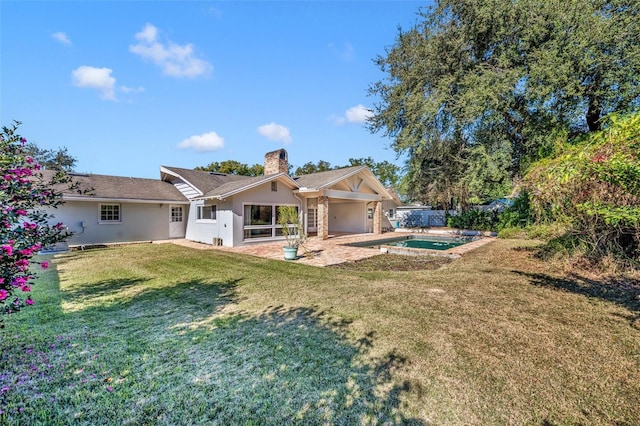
[[1, 121, 78, 326]]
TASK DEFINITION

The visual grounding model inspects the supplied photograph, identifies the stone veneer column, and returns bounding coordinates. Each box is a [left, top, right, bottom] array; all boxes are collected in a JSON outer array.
[[373, 201, 382, 234], [318, 196, 329, 240]]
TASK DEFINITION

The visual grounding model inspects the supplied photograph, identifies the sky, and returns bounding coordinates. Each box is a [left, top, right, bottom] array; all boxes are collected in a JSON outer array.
[[1, 1, 428, 179]]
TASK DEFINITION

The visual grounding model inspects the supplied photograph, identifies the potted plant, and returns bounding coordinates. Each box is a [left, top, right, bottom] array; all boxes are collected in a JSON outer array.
[[277, 205, 307, 260]]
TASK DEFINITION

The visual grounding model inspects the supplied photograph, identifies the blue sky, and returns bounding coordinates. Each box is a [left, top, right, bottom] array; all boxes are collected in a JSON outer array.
[[2, 1, 427, 178]]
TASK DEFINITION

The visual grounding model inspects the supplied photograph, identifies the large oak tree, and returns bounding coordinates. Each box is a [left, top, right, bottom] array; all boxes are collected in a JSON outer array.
[[369, 0, 640, 207]]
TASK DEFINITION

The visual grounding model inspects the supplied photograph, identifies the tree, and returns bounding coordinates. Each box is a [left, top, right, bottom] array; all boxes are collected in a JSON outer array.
[[369, 0, 640, 206], [346, 157, 401, 188], [293, 160, 333, 176], [24, 142, 77, 172], [0, 122, 77, 326], [195, 160, 264, 176]]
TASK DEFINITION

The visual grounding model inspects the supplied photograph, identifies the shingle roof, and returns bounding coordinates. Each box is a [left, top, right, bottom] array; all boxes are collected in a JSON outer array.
[[43, 170, 187, 202], [201, 173, 300, 199], [161, 166, 249, 195], [293, 166, 366, 189]]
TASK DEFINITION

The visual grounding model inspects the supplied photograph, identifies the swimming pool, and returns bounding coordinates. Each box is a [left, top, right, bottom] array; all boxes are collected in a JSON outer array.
[[348, 234, 478, 251]]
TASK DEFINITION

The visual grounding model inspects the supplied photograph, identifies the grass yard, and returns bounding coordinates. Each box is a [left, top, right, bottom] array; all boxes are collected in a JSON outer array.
[[1, 240, 639, 425]]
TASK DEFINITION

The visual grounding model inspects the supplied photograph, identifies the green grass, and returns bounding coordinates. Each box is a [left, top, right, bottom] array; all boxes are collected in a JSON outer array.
[[1, 241, 639, 425]]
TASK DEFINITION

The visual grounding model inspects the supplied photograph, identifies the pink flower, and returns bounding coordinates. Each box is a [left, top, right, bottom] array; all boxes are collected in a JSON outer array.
[[15, 209, 27, 216], [0, 290, 7, 301], [25, 298, 33, 305], [1, 245, 13, 256], [41, 261, 49, 269], [21, 285, 31, 293], [12, 276, 27, 287]]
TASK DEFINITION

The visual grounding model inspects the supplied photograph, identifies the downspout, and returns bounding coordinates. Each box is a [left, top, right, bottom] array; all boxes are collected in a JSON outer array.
[[293, 193, 305, 233]]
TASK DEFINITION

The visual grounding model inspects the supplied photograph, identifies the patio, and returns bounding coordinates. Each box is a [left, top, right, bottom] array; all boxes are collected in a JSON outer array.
[[166, 231, 495, 267]]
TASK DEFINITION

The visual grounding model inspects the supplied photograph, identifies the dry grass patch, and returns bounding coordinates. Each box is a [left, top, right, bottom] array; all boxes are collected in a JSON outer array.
[[1, 240, 638, 425]]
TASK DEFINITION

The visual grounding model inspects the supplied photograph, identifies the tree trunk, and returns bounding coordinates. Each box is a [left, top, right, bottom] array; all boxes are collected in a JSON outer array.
[[586, 96, 602, 132]]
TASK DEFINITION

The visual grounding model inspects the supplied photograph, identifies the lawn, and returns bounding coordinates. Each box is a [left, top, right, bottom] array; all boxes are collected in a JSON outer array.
[[1, 240, 639, 425]]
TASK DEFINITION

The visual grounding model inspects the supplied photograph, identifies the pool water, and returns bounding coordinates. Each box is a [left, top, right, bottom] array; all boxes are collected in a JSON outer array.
[[350, 235, 477, 251], [389, 238, 469, 250]]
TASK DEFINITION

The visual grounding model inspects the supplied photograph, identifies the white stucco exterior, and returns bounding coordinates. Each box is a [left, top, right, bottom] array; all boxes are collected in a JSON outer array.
[[52, 200, 185, 246]]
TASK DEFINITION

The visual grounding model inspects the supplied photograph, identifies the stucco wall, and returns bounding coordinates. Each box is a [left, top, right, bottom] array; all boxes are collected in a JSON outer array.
[[231, 182, 302, 246], [185, 199, 234, 246], [328, 201, 367, 233], [52, 200, 174, 246], [184, 182, 301, 247]]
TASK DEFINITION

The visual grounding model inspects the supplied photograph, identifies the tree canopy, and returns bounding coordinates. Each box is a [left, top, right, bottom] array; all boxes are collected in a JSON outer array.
[[195, 160, 264, 176], [23, 142, 77, 172], [293, 160, 333, 176], [369, 0, 640, 207], [293, 158, 402, 190]]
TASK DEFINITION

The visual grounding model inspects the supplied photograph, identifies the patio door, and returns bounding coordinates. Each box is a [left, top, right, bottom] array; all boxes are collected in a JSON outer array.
[[169, 205, 186, 238], [306, 198, 317, 233]]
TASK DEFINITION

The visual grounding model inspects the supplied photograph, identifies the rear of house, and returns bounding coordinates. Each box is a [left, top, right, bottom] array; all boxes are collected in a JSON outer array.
[[50, 149, 398, 248]]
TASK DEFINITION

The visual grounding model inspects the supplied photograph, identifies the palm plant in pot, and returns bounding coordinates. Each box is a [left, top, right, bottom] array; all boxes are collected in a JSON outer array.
[[278, 205, 307, 260]]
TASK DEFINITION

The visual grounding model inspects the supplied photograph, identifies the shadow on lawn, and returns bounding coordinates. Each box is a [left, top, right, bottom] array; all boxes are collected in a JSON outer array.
[[61, 277, 151, 299], [517, 271, 640, 328], [178, 305, 424, 425], [43, 274, 424, 424]]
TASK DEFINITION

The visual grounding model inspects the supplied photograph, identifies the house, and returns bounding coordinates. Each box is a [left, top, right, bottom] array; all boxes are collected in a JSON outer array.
[[44, 172, 189, 247], [49, 149, 398, 248]]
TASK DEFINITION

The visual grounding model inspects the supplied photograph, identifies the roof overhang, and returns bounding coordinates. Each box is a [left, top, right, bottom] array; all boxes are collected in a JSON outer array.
[[322, 189, 382, 202], [63, 196, 189, 204], [160, 166, 204, 197]]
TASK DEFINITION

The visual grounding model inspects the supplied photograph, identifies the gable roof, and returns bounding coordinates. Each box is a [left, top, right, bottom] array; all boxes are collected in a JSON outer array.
[[200, 173, 300, 199], [160, 166, 249, 196], [43, 170, 188, 203], [294, 166, 393, 199], [294, 166, 366, 189]]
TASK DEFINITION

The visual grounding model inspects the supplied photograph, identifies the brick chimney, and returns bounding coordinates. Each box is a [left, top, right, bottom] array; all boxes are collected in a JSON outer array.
[[264, 149, 289, 175]]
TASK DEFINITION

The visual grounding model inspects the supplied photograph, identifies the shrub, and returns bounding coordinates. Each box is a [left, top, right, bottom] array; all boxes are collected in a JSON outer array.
[[524, 112, 640, 265], [447, 209, 499, 231], [0, 122, 76, 326]]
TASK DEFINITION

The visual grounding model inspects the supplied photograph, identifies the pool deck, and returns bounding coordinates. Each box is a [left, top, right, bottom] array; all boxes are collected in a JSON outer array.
[[164, 230, 496, 267]]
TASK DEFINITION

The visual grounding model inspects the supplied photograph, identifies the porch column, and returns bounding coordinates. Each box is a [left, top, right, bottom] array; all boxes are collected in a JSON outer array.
[[373, 201, 382, 234], [318, 196, 329, 240]]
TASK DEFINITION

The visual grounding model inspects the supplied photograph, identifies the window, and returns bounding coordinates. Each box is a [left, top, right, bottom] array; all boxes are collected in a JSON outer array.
[[197, 205, 217, 220], [388, 209, 394, 219], [271, 181, 278, 192], [243, 204, 298, 240], [171, 207, 183, 222], [367, 208, 373, 219], [100, 204, 121, 222]]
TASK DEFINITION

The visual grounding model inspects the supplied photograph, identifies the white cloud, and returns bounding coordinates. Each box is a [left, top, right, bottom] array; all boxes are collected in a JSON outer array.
[[178, 131, 225, 152], [120, 85, 145, 94], [52, 32, 72, 45], [71, 66, 116, 100], [332, 104, 373, 125], [257, 122, 292, 144], [345, 104, 373, 123], [129, 23, 213, 78]]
